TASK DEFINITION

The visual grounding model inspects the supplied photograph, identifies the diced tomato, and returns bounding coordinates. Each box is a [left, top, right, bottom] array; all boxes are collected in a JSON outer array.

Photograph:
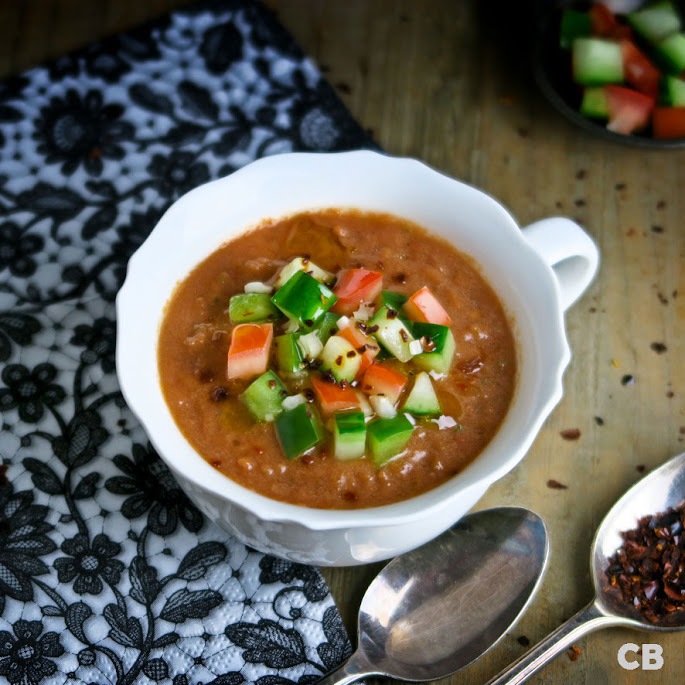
[[310, 375, 360, 415], [403, 286, 452, 326], [589, 3, 632, 39], [652, 107, 685, 139], [331, 269, 383, 316], [361, 364, 408, 405], [605, 85, 654, 134], [337, 322, 379, 378], [621, 41, 660, 96], [226, 323, 273, 380]]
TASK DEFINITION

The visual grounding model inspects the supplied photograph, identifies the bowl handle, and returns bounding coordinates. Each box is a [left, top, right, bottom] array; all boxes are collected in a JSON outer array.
[[521, 218, 599, 312]]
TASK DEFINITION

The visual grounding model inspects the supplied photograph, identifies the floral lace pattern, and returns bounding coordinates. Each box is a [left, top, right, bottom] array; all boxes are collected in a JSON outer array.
[[0, 1, 375, 683]]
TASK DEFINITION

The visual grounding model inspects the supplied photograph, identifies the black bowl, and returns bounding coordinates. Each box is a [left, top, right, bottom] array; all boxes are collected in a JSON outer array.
[[532, 0, 685, 148]]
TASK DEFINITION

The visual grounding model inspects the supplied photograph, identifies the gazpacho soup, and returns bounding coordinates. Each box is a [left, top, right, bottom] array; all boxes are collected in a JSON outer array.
[[158, 210, 517, 509]]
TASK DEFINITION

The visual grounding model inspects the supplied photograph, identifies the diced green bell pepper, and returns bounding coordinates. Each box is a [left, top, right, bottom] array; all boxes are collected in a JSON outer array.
[[368, 306, 415, 363], [366, 414, 414, 466], [275, 402, 325, 459], [560, 10, 592, 49], [271, 271, 337, 327], [229, 293, 282, 323], [411, 322, 456, 374], [239, 370, 286, 422], [274, 334, 305, 376], [333, 411, 366, 460], [312, 312, 341, 345]]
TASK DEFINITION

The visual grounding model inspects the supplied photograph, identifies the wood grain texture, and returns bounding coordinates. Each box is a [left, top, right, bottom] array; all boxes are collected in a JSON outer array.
[[2, 1, 683, 683]]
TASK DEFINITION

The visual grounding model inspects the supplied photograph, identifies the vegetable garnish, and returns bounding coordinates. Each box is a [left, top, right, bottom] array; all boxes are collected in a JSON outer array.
[[223, 256, 459, 462]]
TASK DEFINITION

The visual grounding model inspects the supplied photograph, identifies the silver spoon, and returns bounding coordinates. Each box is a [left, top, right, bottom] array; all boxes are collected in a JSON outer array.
[[487, 451, 685, 685], [318, 506, 548, 685]]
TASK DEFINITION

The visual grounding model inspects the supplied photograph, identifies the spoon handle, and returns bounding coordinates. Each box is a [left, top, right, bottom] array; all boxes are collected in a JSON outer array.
[[316, 652, 379, 685], [484, 600, 621, 685]]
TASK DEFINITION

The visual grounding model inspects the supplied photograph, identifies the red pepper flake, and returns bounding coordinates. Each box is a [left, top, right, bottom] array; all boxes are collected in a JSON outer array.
[[615, 182, 626, 190], [622, 374, 635, 386], [268, 380, 277, 390], [594, 416, 604, 426], [210, 387, 228, 402], [666, 391, 674, 398], [651, 342, 668, 354], [386, 308, 398, 320], [356, 345, 367, 354], [304, 318, 314, 327], [679, 426, 685, 435], [547, 479, 568, 490], [367, 324, 379, 334], [399, 329, 409, 343], [588, 306, 597, 313], [651, 225, 664, 233], [342, 491, 358, 502], [657, 292, 668, 305], [517, 635, 530, 647], [303, 388, 315, 403], [626, 228, 637, 237], [195, 368, 214, 383], [302, 255, 310, 264], [575, 169, 586, 180], [211, 459, 221, 468], [302, 454, 314, 465], [340, 379, 349, 390], [335, 355, 343, 366], [605, 502, 685, 623], [568, 645, 581, 662], [574, 198, 586, 207], [657, 200, 666, 209], [346, 350, 357, 358], [636, 464, 646, 473], [394, 273, 407, 284], [421, 335, 436, 353], [279, 389, 288, 397], [555, 200, 563, 209], [560, 428, 581, 440]]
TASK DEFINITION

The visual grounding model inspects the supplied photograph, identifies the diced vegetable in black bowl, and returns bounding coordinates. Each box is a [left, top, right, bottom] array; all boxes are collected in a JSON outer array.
[[533, 0, 685, 147]]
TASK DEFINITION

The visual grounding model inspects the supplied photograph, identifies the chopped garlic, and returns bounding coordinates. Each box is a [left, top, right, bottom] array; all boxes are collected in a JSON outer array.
[[369, 395, 397, 418], [244, 281, 272, 294], [282, 394, 306, 410], [284, 317, 299, 334], [354, 391, 373, 418], [297, 332, 323, 360], [408, 339, 423, 356], [336, 316, 351, 330], [352, 302, 375, 322]]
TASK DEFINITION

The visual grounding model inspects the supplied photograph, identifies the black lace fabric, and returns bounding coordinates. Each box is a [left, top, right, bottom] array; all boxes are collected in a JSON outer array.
[[0, 2, 375, 683]]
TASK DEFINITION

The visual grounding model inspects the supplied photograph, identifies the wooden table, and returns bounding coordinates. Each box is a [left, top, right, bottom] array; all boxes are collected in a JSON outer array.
[[3, 1, 683, 683]]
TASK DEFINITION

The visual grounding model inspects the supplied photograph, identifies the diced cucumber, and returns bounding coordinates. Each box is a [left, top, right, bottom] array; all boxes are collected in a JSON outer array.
[[320, 335, 361, 383], [271, 270, 337, 327], [369, 394, 397, 419], [297, 331, 323, 361], [656, 32, 685, 74], [660, 75, 685, 105], [572, 38, 623, 86], [560, 10, 592, 49], [403, 372, 441, 417], [368, 306, 415, 363], [274, 334, 305, 377], [239, 370, 286, 422], [628, 1, 681, 44], [333, 411, 366, 460], [275, 403, 324, 459], [366, 415, 414, 466], [411, 322, 456, 374], [580, 86, 610, 119], [312, 312, 341, 346], [228, 293, 282, 323], [274, 257, 334, 289], [377, 291, 411, 325]]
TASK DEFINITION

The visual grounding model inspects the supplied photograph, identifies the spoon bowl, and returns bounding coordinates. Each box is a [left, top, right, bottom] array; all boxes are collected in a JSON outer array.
[[487, 452, 685, 685], [319, 507, 548, 685]]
